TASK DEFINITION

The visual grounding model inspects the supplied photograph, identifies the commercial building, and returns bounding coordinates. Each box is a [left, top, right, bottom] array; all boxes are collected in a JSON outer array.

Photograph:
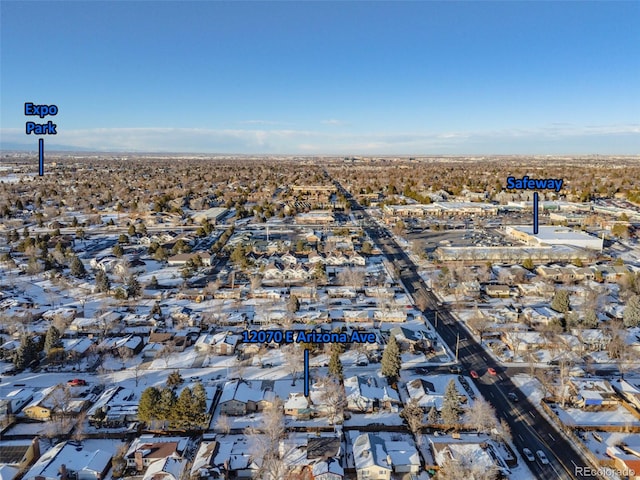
[[505, 226, 603, 250]]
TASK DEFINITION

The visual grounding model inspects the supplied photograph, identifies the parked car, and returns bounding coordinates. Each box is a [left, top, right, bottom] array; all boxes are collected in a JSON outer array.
[[536, 450, 549, 465], [449, 364, 462, 374], [522, 448, 535, 462], [67, 378, 86, 386]]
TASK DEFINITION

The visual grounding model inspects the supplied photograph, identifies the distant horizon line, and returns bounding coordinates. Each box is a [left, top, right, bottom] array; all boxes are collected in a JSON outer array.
[[2, 148, 638, 159]]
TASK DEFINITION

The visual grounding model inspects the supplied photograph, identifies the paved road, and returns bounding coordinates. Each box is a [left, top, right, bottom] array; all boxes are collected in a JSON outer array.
[[328, 174, 599, 480]]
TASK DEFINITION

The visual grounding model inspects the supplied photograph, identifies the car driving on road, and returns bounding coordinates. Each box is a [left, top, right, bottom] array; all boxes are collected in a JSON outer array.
[[522, 448, 535, 462], [536, 450, 550, 464]]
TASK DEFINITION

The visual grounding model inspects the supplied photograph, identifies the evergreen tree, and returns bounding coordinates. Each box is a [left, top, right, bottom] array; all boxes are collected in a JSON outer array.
[[328, 349, 344, 380], [154, 247, 168, 261], [125, 275, 142, 298], [138, 387, 161, 423], [13, 335, 38, 370], [288, 295, 300, 313], [313, 262, 327, 282], [582, 309, 599, 328], [381, 335, 402, 381], [522, 258, 534, 270], [173, 387, 195, 427], [148, 275, 159, 289], [44, 325, 61, 353], [192, 381, 208, 425], [441, 379, 463, 426], [69, 255, 86, 278], [157, 387, 177, 423], [427, 405, 439, 424], [551, 289, 571, 313], [172, 238, 190, 254], [230, 244, 247, 267], [112, 244, 124, 257], [166, 370, 184, 389], [95, 270, 110, 293]]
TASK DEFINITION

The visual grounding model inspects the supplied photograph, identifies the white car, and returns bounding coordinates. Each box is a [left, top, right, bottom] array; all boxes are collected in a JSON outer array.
[[522, 448, 535, 462], [536, 450, 550, 465]]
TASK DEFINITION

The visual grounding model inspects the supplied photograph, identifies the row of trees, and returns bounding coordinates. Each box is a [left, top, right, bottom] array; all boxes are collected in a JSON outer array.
[[138, 382, 207, 429]]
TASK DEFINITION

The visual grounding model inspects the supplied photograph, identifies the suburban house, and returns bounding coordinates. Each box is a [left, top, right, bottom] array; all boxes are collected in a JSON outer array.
[[125, 436, 188, 472], [98, 334, 144, 356], [344, 376, 400, 413], [190, 441, 222, 479], [167, 251, 212, 267], [0, 387, 35, 416], [194, 333, 240, 355], [569, 379, 619, 407], [312, 458, 344, 480], [484, 284, 511, 298], [22, 441, 111, 480], [606, 444, 640, 480], [390, 326, 431, 352], [352, 433, 392, 480], [141, 455, 186, 480], [87, 386, 138, 426], [0, 438, 41, 479], [429, 435, 508, 477], [23, 385, 88, 421], [148, 332, 189, 352], [199, 435, 259, 478], [284, 392, 313, 419], [573, 329, 611, 352], [612, 378, 640, 411], [218, 380, 276, 416], [386, 441, 420, 475]]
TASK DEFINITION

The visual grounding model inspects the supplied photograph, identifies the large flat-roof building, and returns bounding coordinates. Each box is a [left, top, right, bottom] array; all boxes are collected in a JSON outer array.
[[506, 225, 603, 250], [190, 207, 228, 224]]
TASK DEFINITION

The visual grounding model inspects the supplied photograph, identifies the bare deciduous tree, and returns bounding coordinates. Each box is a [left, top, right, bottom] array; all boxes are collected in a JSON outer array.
[[216, 413, 231, 435], [437, 454, 500, 480], [464, 398, 498, 434], [337, 267, 366, 290], [282, 344, 301, 386], [245, 399, 290, 480], [400, 398, 424, 446], [318, 377, 346, 426]]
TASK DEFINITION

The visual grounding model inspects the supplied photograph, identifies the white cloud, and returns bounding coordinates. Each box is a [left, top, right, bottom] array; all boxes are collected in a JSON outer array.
[[321, 119, 347, 126]]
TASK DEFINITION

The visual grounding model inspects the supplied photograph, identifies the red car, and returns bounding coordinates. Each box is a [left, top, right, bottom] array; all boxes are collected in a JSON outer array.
[[470, 370, 479, 379], [67, 378, 86, 386], [487, 367, 497, 376]]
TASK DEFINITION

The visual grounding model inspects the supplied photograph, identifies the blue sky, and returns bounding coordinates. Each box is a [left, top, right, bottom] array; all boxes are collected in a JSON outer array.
[[1, 1, 639, 154]]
